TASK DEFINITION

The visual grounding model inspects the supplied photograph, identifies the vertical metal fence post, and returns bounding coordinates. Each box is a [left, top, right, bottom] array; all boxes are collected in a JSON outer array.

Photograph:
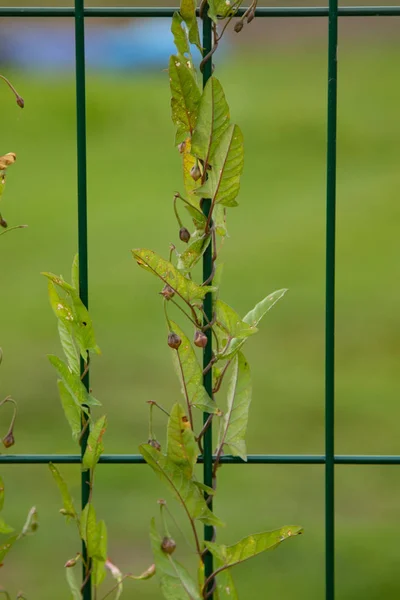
[[74, 0, 91, 598], [325, 0, 338, 596], [202, 7, 214, 598]]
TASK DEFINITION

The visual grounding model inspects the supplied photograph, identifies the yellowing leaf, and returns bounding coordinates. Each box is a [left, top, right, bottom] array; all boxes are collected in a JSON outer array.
[[132, 249, 214, 303], [167, 403, 198, 477], [169, 55, 201, 145]]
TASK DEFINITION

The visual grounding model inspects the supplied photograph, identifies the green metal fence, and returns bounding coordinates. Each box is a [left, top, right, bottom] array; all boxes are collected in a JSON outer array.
[[1, 2, 399, 599]]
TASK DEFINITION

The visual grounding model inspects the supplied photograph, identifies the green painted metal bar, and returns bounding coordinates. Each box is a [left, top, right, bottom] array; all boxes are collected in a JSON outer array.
[[2, 7, 400, 17], [202, 9, 215, 599], [325, 0, 338, 595], [3, 454, 400, 465], [74, 0, 91, 598]]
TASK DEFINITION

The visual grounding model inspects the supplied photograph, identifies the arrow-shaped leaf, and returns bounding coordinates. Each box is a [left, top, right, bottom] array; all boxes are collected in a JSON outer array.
[[169, 55, 201, 145], [167, 403, 198, 478], [180, 0, 202, 51], [218, 352, 251, 461], [195, 124, 244, 207], [82, 415, 107, 471], [49, 463, 77, 520], [191, 77, 230, 168], [223, 289, 288, 360], [140, 444, 224, 528], [133, 249, 214, 304], [171, 12, 191, 57], [205, 525, 303, 569]]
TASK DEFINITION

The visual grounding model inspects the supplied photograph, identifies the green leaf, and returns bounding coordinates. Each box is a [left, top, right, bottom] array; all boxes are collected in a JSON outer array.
[[0, 518, 14, 535], [191, 77, 230, 166], [43, 272, 100, 359], [82, 415, 107, 471], [140, 444, 224, 528], [93, 558, 107, 588], [171, 12, 191, 57], [167, 403, 198, 478], [58, 380, 82, 440], [49, 463, 77, 520], [133, 249, 214, 303], [205, 525, 303, 568], [213, 204, 227, 237], [66, 566, 82, 600], [0, 534, 18, 564], [48, 355, 100, 408], [58, 320, 80, 375], [184, 203, 206, 230], [243, 289, 288, 327], [177, 234, 210, 272], [71, 254, 80, 293], [150, 518, 201, 600], [195, 124, 244, 207], [218, 352, 251, 461], [0, 476, 4, 512], [226, 289, 288, 360], [180, 0, 202, 51], [169, 321, 221, 415], [207, 0, 234, 22], [214, 566, 238, 600], [216, 300, 257, 340], [169, 55, 201, 145], [80, 503, 98, 559], [92, 520, 107, 586]]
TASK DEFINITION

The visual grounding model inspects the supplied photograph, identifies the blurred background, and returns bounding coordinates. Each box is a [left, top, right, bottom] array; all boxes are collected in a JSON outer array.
[[1, 0, 400, 598]]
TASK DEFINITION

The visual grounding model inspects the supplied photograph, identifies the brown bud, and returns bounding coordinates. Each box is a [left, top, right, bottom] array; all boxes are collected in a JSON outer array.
[[0, 216, 7, 229], [190, 164, 201, 181], [2, 431, 15, 448], [194, 330, 208, 348], [161, 284, 175, 300], [246, 9, 255, 23], [234, 21, 244, 32], [16, 96, 24, 109], [148, 438, 161, 451], [178, 141, 186, 154], [168, 332, 182, 349], [179, 227, 191, 243], [161, 536, 176, 555], [65, 557, 77, 568]]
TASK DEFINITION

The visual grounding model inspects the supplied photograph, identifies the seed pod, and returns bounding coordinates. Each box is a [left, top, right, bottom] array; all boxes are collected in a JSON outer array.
[[194, 330, 208, 348], [179, 227, 191, 243], [148, 438, 161, 451], [16, 96, 24, 109], [161, 284, 175, 300], [161, 536, 177, 555], [168, 332, 182, 349], [190, 164, 201, 181], [2, 431, 14, 448], [234, 21, 244, 32]]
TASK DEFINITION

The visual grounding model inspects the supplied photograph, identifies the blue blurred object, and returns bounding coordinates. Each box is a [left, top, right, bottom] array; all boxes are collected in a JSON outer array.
[[0, 19, 216, 71]]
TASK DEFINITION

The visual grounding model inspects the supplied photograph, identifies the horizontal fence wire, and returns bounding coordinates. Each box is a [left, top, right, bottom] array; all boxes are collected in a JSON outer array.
[[2, 454, 400, 464], [1, 6, 400, 17]]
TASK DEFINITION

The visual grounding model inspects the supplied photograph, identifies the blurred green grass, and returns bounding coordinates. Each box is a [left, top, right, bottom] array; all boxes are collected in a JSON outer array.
[[1, 32, 400, 599]]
